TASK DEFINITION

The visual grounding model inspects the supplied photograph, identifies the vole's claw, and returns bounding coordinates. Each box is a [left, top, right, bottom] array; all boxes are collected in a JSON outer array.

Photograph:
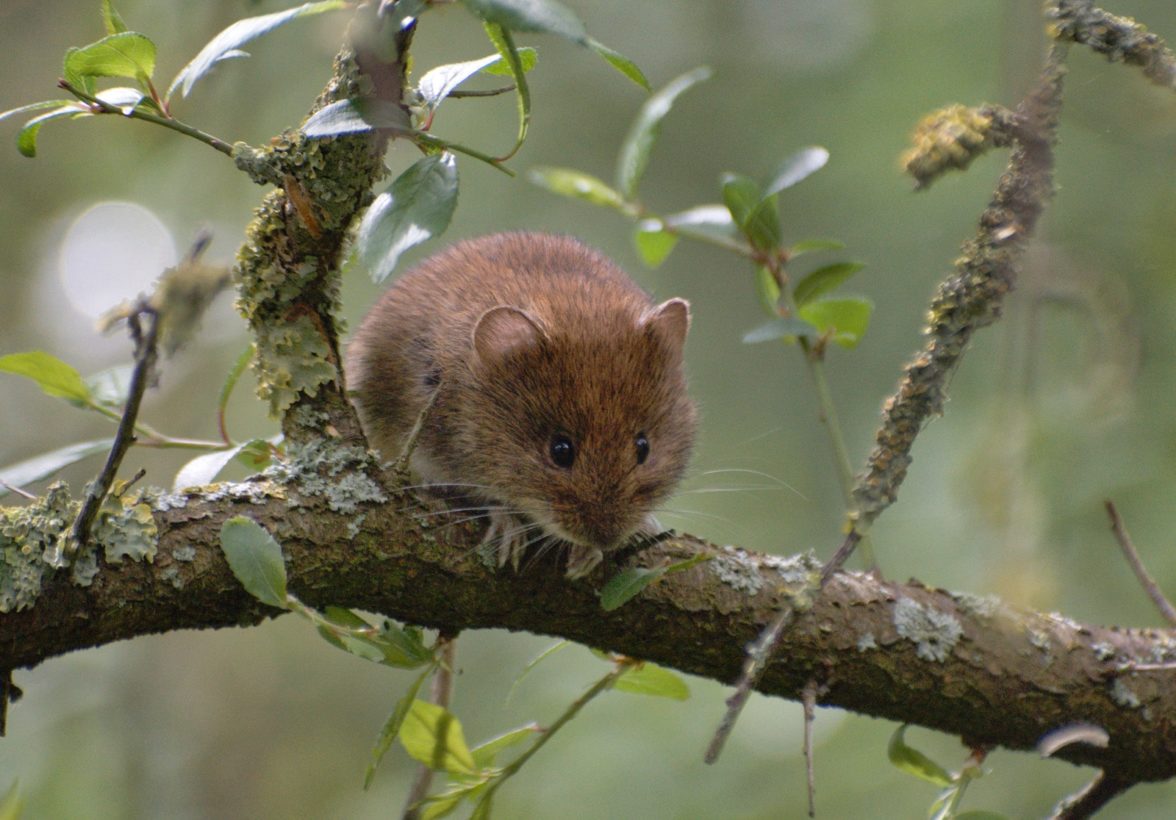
[[564, 545, 603, 579], [483, 509, 529, 571]]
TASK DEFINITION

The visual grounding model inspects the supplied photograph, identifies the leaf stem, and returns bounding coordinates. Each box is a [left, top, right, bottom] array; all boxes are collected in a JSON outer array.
[[59, 80, 233, 156], [414, 132, 514, 176], [477, 662, 629, 808]]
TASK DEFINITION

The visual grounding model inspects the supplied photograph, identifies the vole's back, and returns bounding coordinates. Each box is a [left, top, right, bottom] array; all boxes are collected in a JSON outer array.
[[347, 231, 696, 562]]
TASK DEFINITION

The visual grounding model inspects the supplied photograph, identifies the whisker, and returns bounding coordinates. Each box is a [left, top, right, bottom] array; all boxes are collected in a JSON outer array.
[[677, 486, 798, 495]]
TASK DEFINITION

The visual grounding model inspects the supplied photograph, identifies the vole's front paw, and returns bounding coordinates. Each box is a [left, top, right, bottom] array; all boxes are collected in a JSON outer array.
[[564, 544, 603, 579]]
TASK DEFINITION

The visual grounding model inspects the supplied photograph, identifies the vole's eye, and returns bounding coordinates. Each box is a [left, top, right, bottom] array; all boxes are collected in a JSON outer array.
[[635, 432, 650, 465], [550, 434, 576, 468]]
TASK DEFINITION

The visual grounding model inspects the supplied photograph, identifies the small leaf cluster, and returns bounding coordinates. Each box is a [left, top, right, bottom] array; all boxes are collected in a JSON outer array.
[[217, 516, 691, 819], [0, 1, 347, 156], [529, 69, 873, 354], [888, 726, 1007, 820], [300, 0, 648, 284], [0, 348, 276, 498], [404, 648, 690, 819], [599, 550, 712, 611]]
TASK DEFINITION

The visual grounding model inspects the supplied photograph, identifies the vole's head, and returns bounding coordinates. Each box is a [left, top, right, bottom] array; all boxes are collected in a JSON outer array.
[[464, 296, 697, 551]]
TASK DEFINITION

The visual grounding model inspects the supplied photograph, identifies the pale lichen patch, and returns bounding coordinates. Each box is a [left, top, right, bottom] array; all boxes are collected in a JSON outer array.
[[0, 482, 75, 612], [893, 597, 963, 662], [267, 439, 387, 514], [711, 546, 765, 595]]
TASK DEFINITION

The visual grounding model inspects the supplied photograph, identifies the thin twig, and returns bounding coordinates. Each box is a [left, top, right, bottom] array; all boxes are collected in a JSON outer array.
[[392, 385, 442, 478], [68, 305, 160, 553], [58, 80, 234, 156], [1104, 500, 1176, 626], [402, 636, 457, 820], [708, 45, 1068, 767], [802, 679, 819, 818], [1050, 770, 1134, 819], [0, 481, 36, 501]]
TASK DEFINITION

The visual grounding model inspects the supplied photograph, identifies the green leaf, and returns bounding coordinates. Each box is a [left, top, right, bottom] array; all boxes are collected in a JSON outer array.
[[951, 813, 1012, 820], [0, 351, 92, 404], [17, 105, 90, 158], [722, 173, 780, 250], [600, 566, 664, 611], [86, 365, 131, 408], [318, 630, 386, 663], [301, 97, 413, 138], [614, 662, 690, 700], [471, 723, 541, 768], [742, 317, 817, 345], [168, 0, 349, 99], [527, 166, 626, 209], [744, 195, 782, 251], [633, 222, 679, 268], [0, 439, 114, 498], [662, 204, 741, 246], [764, 145, 829, 197], [480, 46, 538, 76], [399, 700, 478, 776], [461, 0, 588, 44], [357, 152, 459, 284], [174, 446, 243, 490], [482, 22, 530, 161], [95, 87, 148, 114], [793, 261, 865, 307], [615, 66, 711, 199], [418, 53, 513, 111], [0, 100, 77, 125], [102, 0, 129, 35], [754, 265, 781, 314], [235, 438, 275, 471], [219, 516, 289, 610], [64, 32, 157, 84], [720, 173, 762, 230], [797, 296, 873, 348], [887, 725, 953, 787], [789, 237, 845, 256], [323, 605, 369, 629], [419, 790, 468, 820], [587, 38, 649, 90], [365, 667, 432, 788], [376, 622, 436, 668], [313, 611, 432, 669], [0, 780, 22, 820]]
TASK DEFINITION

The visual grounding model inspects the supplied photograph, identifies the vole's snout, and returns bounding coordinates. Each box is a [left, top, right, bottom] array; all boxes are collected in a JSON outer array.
[[561, 494, 644, 553]]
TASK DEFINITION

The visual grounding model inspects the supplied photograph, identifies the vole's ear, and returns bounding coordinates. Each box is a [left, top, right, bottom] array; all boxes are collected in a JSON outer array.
[[472, 305, 547, 364], [640, 297, 691, 353]]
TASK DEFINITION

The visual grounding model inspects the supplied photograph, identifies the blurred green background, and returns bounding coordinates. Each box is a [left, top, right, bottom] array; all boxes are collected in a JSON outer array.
[[2, 0, 1175, 817]]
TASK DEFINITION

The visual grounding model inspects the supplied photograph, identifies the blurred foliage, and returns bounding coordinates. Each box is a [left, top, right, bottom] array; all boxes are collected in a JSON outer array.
[[2, 0, 1176, 817]]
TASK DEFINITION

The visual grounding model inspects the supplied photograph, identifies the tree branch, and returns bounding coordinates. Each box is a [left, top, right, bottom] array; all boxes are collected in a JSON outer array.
[[2, 473, 1175, 784]]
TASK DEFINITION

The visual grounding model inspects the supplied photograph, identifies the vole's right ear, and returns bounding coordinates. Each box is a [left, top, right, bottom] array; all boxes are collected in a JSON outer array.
[[472, 306, 547, 364]]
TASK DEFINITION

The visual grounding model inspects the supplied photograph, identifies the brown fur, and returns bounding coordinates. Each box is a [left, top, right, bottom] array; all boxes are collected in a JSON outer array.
[[347, 232, 697, 570]]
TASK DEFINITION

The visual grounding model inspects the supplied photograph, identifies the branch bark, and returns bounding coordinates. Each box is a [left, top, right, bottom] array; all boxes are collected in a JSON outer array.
[[2, 474, 1175, 785]]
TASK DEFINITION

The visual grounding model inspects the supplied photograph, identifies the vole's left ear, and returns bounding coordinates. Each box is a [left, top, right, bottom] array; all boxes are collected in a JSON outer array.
[[640, 297, 691, 353]]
